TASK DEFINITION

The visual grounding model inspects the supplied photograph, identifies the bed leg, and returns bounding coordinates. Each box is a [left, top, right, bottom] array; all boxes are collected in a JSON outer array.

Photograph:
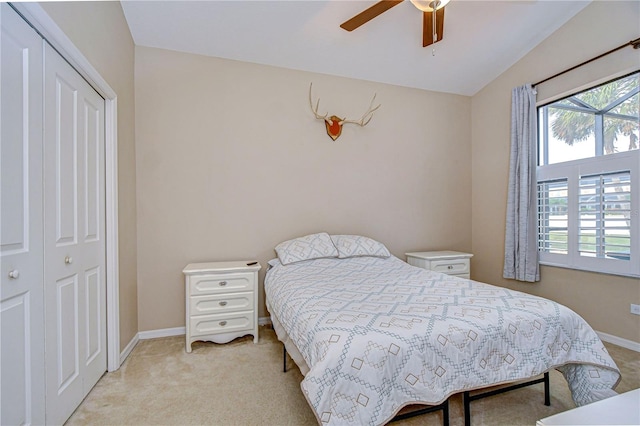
[[442, 399, 450, 426], [544, 372, 550, 406], [283, 345, 287, 373], [463, 391, 471, 426]]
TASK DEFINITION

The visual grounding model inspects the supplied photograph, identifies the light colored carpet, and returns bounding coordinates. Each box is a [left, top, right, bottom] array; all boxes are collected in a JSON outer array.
[[66, 326, 640, 425]]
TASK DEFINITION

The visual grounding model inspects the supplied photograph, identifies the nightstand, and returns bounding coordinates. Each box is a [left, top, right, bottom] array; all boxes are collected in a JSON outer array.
[[405, 251, 473, 279], [537, 388, 639, 425], [183, 260, 261, 353]]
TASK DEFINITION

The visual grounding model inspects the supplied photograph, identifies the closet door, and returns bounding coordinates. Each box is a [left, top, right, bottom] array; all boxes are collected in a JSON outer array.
[[43, 43, 106, 425], [0, 4, 46, 425]]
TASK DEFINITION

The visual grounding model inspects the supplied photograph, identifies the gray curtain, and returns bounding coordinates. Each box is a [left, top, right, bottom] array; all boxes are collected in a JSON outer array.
[[503, 84, 540, 282]]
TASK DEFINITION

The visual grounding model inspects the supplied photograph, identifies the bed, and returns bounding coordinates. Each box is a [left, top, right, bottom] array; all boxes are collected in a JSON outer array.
[[264, 233, 621, 425]]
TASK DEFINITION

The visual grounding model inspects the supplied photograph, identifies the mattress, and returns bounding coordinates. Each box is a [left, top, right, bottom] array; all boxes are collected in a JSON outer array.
[[264, 255, 620, 426]]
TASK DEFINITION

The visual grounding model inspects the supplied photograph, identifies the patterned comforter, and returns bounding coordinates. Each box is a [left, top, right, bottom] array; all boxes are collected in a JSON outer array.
[[264, 255, 620, 425]]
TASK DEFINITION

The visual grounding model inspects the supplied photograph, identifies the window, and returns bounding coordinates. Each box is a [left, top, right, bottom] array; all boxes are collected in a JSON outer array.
[[537, 72, 639, 277]]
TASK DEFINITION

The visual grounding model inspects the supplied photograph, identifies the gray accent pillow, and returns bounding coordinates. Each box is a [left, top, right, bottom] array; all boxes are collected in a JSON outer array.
[[330, 235, 391, 259], [275, 232, 339, 265]]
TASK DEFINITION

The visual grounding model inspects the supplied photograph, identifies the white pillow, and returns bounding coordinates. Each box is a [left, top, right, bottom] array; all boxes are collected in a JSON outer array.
[[330, 235, 391, 259], [275, 232, 339, 265]]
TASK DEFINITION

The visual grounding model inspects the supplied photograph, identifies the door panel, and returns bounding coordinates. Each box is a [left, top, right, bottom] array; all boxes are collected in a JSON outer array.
[[0, 4, 45, 425], [56, 275, 79, 393], [44, 42, 106, 425], [55, 75, 78, 246], [84, 102, 101, 242], [78, 78, 106, 391], [85, 267, 101, 362], [1, 294, 33, 424]]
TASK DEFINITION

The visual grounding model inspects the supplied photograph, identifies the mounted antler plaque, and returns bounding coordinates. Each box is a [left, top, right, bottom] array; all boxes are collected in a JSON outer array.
[[308, 83, 381, 141]]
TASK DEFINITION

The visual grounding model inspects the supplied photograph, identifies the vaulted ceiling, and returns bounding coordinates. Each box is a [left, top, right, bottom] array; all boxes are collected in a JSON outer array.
[[121, 0, 591, 96]]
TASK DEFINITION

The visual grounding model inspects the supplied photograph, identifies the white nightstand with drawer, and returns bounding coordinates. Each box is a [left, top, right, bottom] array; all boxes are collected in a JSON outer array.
[[183, 260, 261, 353], [405, 251, 473, 279]]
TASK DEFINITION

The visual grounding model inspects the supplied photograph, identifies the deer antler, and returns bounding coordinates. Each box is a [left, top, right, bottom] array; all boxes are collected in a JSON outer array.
[[340, 93, 381, 126], [308, 82, 381, 140], [308, 83, 329, 121]]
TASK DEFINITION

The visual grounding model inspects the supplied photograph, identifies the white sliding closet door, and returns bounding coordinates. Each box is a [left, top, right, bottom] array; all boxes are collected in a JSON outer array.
[[0, 4, 46, 424], [43, 43, 106, 425]]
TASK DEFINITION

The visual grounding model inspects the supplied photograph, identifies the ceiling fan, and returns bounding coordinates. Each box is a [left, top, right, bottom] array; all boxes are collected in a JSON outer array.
[[340, 0, 450, 48]]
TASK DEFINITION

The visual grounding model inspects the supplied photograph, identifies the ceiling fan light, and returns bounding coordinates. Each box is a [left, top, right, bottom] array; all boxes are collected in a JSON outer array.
[[410, 0, 450, 12]]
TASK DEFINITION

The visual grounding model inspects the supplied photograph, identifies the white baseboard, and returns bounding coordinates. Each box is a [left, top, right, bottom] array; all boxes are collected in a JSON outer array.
[[137, 321, 272, 342], [119, 333, 139, 366], [139, 326, 185, 340], [596, 330, 640, 352], [259, 316, 272, 326]]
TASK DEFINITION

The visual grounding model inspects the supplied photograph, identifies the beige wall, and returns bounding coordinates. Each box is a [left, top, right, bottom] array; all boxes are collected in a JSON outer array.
[[39, 0, 638, 346], [135, 46, 472, 331], [39, 2, 138, 350], [471, 1, 640, 343]]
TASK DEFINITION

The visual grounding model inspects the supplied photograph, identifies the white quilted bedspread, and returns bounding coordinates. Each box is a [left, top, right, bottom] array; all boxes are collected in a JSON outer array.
[[264, 255, 621, 426]]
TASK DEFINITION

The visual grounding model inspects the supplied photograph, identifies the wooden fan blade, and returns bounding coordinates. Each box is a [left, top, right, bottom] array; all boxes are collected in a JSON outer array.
[[340, 0, 404, 32], [422, 7, 445, 47]]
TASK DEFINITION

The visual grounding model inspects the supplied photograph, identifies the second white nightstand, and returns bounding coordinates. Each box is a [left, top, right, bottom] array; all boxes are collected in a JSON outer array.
[[405, 251, 473, 279], [183, 260, 261, 353]]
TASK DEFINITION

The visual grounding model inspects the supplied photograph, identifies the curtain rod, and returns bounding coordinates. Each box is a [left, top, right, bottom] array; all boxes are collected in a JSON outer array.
[[532, 37, 640, 87]]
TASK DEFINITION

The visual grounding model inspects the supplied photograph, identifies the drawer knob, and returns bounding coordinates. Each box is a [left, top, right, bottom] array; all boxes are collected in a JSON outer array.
[[219, 321, 227, 326], [8, 269, 19, 279], [219, 281, 227, 287], [447, 265, 453, 269], [219, 301, 228, 306]]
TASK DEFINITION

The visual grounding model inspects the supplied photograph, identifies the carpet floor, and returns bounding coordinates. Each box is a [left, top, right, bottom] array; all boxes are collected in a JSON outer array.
[[66, 326, 640, 425]]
